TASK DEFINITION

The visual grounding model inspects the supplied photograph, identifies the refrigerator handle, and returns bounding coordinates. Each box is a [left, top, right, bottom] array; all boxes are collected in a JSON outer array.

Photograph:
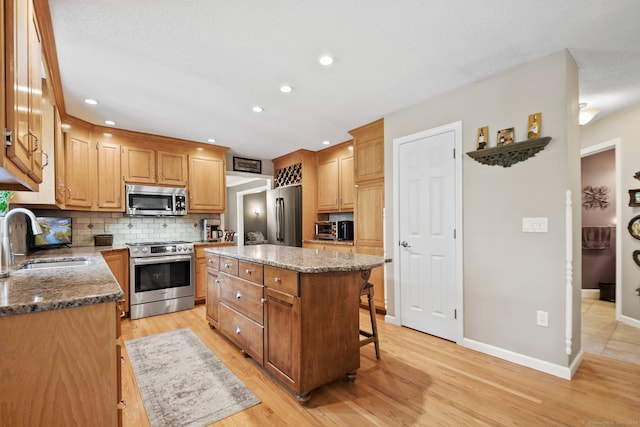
[[278, 198, 285, 241]]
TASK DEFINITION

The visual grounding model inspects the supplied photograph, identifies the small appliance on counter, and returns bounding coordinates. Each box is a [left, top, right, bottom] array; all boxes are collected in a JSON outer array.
[[202, 219, 224, 242], [315, 220, 354, 240]]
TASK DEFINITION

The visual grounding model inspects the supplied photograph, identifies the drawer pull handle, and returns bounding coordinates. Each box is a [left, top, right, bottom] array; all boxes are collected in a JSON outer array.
[[261, 297, 266, 304], [274, 277, 281, 283], [236, 291, 242, 299], [215, 279, 220, 284], [208, 259, 213, 264], [236, 326, 241, 334], [224, 263, 231, 268], [245, 268, 252, 274]]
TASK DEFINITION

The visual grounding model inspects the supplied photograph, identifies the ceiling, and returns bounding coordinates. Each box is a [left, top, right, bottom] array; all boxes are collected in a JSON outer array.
[[48, 1, 640, 161]]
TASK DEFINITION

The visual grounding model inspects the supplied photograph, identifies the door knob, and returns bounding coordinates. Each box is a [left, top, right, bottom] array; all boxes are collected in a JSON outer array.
[[400, 241, 411, 248]]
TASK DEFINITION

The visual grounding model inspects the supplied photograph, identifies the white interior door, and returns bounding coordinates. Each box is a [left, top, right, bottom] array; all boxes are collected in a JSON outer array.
[[396, 125, 458, 341]]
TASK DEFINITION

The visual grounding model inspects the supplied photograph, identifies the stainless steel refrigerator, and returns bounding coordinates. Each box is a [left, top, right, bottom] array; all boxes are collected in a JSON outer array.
[[266, 185, 302, 247]]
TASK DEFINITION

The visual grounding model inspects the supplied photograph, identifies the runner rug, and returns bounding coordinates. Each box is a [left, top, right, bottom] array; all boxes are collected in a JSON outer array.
[[125, 327, 260, 427]]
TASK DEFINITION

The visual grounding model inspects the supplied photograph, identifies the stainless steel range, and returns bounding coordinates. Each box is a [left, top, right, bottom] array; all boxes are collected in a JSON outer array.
[[127, 241, 195, 319]]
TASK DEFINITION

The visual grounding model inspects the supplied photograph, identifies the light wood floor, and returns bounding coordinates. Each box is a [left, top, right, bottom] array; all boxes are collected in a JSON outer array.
[[582, 298, 640, 364], [121, 304, 640, 426]]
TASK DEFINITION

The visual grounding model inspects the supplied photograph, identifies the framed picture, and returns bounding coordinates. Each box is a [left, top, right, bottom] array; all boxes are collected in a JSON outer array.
[[476, 126, 488, 150], [233, 156, 262, 174], [629, 189, 640, 207], [628, 214, 640, 240], [497, 127, 514, 146], [527, 113, 541, 139]]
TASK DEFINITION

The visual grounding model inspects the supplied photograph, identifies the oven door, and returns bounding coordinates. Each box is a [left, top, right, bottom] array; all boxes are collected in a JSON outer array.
[[129, 254, 194, 306]]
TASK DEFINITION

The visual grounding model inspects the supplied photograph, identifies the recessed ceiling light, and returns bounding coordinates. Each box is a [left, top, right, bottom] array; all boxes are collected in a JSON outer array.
[[207, 138, 216, 143], [319, 55, 334, 66], [280, 85, 292, 93], [84, 98, 98, 105], [252, 106, 263, 113], [104, 120, 116, 126], [322, 140, 331, 145]]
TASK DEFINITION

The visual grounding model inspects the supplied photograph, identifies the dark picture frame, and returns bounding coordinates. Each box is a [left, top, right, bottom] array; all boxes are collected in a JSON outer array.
[[628, 214, 640, 240], [629, 189, 640, 207], [233, 156, 262, 174]]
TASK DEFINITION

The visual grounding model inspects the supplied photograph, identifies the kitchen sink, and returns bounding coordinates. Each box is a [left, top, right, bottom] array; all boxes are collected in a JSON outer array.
[[19, 257, 90, 270]]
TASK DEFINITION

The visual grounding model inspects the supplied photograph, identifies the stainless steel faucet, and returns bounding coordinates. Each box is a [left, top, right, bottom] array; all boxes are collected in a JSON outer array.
[[0, 208, 44, 277]]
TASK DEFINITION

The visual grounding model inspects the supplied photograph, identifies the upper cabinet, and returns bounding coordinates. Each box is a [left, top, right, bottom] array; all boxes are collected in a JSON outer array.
[[316, 140, 354, 212], [188, 153, 226, 213], [349, 118, 384, 183], [1, 0, 44, 190], [121, 147, 188, 186]]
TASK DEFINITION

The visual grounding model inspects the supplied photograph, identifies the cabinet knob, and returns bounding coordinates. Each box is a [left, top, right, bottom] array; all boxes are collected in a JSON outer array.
[[236, 326, 241, 334], [274, 277, 281, 283], [224, 263, 231, 268], [118, 400, 127, 410], [215, 279, 220, 284], [245, 268, 252, 274], [121, 356, 126, 365], [261, 298, 266, 304], [235, 291, 242, 299]]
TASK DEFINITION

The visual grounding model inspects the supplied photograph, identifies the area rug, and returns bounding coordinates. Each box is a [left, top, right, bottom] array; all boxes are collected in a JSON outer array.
[[125, 327, 260, 427]]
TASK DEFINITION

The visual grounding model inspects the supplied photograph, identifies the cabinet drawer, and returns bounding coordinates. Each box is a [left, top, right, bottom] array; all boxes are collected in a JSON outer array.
[[206, 254, 220, 271], [264, 266, 299, 297], [219, 303, 264, 364], [239, 260, 264, 284], [220, 256, 239, 276], [220, 273, 264, 324]]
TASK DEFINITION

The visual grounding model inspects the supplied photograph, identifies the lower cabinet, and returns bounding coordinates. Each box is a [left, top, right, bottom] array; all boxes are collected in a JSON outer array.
[[196, 243, 230, 304], [102, 248, 130, 315], [0, 302, 122, 426], [206, 252, 361, 405]]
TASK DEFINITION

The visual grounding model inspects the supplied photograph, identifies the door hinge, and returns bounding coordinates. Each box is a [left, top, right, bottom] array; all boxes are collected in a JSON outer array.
[[454, 309, 457, 319], [453, 229, 456, 239], [453, 148, 456, 158], [4, 129, 12, 146]]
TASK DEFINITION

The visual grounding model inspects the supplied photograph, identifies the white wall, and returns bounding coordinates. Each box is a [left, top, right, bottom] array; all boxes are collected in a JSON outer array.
[[580, 103, 640, 322], [384, 50, 581, 371]]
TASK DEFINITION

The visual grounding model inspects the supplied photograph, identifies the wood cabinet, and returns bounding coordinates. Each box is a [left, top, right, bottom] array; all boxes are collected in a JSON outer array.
[[350, 119, 386, 313], [60, 121, 123, 211], [349, 119, 384, 184], [188, 154, 225, 212], [1, 0, 43, 190], [102, 248, 130, 315], [206, 250, 363, 405], [121, 147, 187, 186], [0, 302, 122, 425], [316, 141, 354, 212], [205, 253, 220, 328], [195, 243, 230, 304]]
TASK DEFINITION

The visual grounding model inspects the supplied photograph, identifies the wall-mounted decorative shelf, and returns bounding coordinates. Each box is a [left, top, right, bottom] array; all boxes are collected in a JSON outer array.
[[466, 137, 552, 167]]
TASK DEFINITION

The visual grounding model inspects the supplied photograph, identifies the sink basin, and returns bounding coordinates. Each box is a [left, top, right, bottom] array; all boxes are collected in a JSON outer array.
[[19, 257, 90, 270]]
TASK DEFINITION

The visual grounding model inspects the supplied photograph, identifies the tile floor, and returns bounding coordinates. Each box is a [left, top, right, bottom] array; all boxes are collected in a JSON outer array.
[[582, 298, 640, 365]]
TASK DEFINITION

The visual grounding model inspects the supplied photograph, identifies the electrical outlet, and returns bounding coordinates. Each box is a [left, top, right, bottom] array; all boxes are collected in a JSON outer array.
[[536, 310, 549, 327]]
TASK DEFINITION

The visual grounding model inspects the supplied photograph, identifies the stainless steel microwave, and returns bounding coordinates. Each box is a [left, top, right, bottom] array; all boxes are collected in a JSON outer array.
[[125, 184, 187, 216], [315, 220, 354, 240]]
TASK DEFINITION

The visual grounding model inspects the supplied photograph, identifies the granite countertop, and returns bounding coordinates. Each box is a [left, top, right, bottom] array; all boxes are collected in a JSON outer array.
[[0, 247, 125, 317], [206, 244, 385, 273]]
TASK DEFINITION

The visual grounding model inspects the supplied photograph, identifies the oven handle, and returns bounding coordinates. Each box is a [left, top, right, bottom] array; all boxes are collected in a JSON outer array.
[[130, 254, 194, 265]]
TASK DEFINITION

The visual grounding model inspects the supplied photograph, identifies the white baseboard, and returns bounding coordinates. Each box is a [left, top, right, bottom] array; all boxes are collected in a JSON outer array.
[[581, 289, 600, 299], [463, 338, 575, 380], [620, 313, 640, 329]]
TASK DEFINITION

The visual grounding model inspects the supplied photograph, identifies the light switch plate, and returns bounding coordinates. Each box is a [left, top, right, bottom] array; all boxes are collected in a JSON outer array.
[[523, 217, 548, 233]]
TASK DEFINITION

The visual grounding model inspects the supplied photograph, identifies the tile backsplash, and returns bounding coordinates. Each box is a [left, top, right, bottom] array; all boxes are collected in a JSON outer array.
[[4, 210, 223, 253]]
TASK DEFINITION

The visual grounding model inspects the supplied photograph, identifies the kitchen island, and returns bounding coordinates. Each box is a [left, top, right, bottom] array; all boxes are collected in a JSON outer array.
[[0, 247, 125, 426], [205, 244, 386, 405]]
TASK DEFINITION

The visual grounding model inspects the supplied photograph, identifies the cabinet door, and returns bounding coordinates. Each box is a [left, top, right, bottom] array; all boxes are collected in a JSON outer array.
[[64, 133, 94, 208], [339, 155, 354, 210], [25, 8, 42, 183], [188, 155, 225, 212], [96, 141, 123, 210], [350, 119, 384, 183], [206, 266, 220, 327], [195, 257, 207, 303], [102, 249, 130, 314], [264, 287, 300, 386], [355, 180, 384, 248], [316, 158, 339, 212], [54, 108, 66, 206], [121, 146, 156, 183], [158, 151, 187, 186]]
